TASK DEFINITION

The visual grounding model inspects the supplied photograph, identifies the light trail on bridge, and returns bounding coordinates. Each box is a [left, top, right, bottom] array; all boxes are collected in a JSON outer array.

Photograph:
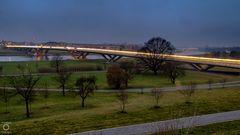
[[3, 44, 240, 69]]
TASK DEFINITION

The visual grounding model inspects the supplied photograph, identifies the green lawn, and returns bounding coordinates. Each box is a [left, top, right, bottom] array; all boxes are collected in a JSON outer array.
[[0, 60, 239, 89], [188, 120, 240, 135], [0, 60, 105, 75], [1, 88, 240, 135], [1, 70, 238, 89]]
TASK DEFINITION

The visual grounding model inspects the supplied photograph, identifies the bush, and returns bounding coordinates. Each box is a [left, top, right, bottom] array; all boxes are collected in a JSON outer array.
[[106, 64, 125, 89], [96, 64, 104, 71]]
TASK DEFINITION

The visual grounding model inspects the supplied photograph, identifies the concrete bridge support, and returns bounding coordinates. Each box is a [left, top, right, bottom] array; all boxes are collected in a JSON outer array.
[[69, 50, 89, 60], [33, 49, 49, 60], [190, 63, 215, 71], [101, 54, 122, 63]]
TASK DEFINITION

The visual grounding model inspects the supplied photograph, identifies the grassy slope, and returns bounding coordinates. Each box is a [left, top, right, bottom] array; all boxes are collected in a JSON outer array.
[[188, 120, 240, 135], [1, 88, 240, 135]]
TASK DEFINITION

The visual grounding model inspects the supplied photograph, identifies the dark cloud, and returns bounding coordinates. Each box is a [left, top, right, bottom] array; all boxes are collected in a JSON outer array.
[[0, 0, 240, 47]]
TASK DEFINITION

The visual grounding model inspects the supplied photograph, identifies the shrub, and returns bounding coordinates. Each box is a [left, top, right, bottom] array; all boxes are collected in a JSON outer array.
[[38, 65, 103, 73]]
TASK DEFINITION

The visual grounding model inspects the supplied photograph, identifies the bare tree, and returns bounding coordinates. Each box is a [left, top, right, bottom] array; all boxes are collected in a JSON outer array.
[[179, 82, 196, 104], [42, 82, 49, 108], [75, 76, 97, 108], [151, 88, 163, 108], [9, 65, 40, 118], [116, 89, 128, 113], [0, 83, 16, 113], [0, 65, 3, 75], [53, 71, 72, 96], [138, 37, 175, 75], [155, 106, 199, 135], [140, 87, 144, 94], [164, 62, 185, 84], [106, 64, 133, 89], [50, 55, 72, 96], [207, 79, 213, 90], [119, 60, 135, 88], [50, 54, 64, 73], [106, 64, 125, 89], [221, 78, 227, 88]]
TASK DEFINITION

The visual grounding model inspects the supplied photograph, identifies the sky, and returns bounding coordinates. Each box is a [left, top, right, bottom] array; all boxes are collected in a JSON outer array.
[[0, 0, 240, 47]]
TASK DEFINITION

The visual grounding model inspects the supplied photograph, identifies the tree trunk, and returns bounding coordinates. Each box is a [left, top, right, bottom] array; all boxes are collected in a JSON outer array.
[[116, 83, 121, 89], [45, 98, 47, 107], [62, 85, 65, 96], [125, 80, 128, 88], [81, 98, 85, 108], [153, 70, 157, 75], [25, 99, 30, 118], [121, 102, 125, 113], [5, 102, 8, 113], [172, 77, 176, 84]]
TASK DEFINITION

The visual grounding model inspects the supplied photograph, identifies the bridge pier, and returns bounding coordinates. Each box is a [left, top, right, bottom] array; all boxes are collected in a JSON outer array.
[[33, 49, 49, 60], [69, 50, 89, 60], [101, 54, 122, 63], [190, 63, 215, 71]]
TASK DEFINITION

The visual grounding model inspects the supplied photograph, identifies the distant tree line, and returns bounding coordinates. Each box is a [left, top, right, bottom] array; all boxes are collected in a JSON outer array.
[[207, 50, 240, 59]]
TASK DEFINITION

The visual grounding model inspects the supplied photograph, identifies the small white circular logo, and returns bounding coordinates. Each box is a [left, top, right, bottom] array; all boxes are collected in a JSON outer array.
[[1, 122, 11, 134], [2, 123, 10, 131]]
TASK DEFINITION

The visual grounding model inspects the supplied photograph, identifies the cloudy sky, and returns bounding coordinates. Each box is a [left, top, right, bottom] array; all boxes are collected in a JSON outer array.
[[0, 0, 240, 47]]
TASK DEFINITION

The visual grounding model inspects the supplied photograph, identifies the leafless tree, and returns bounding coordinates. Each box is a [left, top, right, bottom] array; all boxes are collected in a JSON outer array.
[[155, 106, 199, 135], [41, 82, 49, 108], [140, 87, 144, 94], [75, 76, 97, 108], [0, 66, 3, 75], [138, 37, 175, 75], [116, 89, 128, 113], [50, 54, 64, 73], [179, 82, 196, 104], [164, 62, 185, 84], [119, 60, 135, 88], [53, 71, 72, 96], [221, 78, 227, 88], [151, 88, 164, 108], [106, 64, 125, 89], [9, 64, 40, 118], [51, 55, 72, 96], [0, 83, 16, 113], [207, 79, 213, 90]]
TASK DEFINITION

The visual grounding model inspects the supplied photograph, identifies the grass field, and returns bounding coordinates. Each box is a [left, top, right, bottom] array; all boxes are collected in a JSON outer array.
[[188, 120, 240, 135], [154, 120, 240, 135], [1, 70, 239, 89], [0, 60, 239, 89], [0, 60, 105, 75], [0, 60, 240, 134], [1, 87, 240, 134]]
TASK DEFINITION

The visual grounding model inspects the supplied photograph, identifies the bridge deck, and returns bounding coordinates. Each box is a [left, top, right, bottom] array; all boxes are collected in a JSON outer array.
[[3, 45, 240, 69]]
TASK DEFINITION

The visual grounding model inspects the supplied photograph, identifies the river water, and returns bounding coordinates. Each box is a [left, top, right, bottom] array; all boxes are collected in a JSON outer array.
[[0, 55, 103, 62], [0, 51, 206, 62]]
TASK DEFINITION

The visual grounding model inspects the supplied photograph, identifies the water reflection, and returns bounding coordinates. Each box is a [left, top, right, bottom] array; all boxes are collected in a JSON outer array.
[[0, 55, 103, 62]]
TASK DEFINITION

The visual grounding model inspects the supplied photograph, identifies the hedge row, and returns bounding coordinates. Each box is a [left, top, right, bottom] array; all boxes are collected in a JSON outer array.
[[38, 65, 104, 73]]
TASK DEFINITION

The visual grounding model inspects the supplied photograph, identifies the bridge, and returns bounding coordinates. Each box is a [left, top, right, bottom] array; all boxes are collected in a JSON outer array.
[[3, 44, 240, 71]]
